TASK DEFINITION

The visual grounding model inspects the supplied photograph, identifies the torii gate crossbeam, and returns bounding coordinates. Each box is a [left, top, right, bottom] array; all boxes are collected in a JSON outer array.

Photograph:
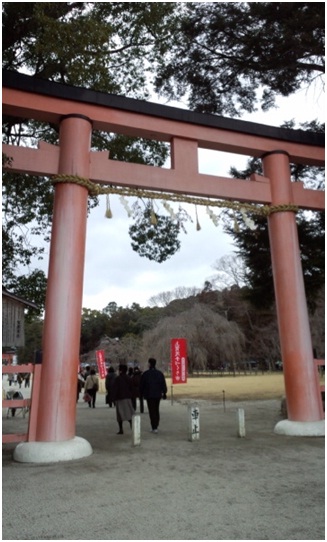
[[2, 71, 324, 462]]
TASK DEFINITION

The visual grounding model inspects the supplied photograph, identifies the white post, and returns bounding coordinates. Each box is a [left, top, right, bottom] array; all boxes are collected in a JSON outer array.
[[188, 403, 200, 441], [237, 408, 246, 437], [132, 414, 141, 446]]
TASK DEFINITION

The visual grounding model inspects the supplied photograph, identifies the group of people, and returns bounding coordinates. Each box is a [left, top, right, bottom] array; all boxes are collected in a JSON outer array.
[[105, 365, 144, 413], [7, 373, 31, 388], [110, 358, 167, 435], [78, 358, 168, 435]]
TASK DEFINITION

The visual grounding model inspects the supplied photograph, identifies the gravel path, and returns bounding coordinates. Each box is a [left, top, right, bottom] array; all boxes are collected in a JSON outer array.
[[2, 393, 325, 540]]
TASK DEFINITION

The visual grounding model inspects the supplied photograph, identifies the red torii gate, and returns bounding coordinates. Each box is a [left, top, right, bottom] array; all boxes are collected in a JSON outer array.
[[2, 71, 324, 462]]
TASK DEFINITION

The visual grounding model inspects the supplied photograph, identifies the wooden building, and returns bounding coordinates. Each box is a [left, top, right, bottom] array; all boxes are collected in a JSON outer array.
[[2, 287, 38, 349]]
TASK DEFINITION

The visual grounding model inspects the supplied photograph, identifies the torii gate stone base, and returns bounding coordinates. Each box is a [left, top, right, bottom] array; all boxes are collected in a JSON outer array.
[[3, 71, 325, 463]]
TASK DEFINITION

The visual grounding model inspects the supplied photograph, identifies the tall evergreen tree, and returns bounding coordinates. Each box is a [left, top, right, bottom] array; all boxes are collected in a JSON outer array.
[[155, 2, 325, 115], [223, 129, 325, 311], [2, 2, 177, 304]]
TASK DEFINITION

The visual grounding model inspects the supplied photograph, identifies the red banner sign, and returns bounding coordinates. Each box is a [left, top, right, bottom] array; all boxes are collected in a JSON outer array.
[[96, 350, 106, 379], [171, 338, 187, 384]]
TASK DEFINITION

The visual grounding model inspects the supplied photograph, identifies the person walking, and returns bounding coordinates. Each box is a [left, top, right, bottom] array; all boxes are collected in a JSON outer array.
[[84, 368, 99, 408], [105, 366, 116, 408], [112, 364, 135, 434], [140, 358, 167, 433], [83, 365, 91, 380]]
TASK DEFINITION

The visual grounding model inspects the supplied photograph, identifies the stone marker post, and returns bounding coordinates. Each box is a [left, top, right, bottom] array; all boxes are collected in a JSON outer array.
[[132, 414, 141, 446], [188, 403, 200, 441], [237, 408, 246, 437]]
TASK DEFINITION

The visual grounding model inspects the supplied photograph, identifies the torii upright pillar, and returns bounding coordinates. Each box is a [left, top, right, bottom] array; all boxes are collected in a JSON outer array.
[[262, 151, 324, 436], [14, 115, 93, 462]]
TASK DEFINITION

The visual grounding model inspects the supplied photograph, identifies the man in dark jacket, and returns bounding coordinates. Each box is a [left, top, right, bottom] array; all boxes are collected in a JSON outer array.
[[140, 358, 167, 433], [105, 366, 116, 408]]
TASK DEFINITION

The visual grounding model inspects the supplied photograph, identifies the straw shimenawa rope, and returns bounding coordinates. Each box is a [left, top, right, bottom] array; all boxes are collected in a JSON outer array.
[[52, 174, 299, 217]]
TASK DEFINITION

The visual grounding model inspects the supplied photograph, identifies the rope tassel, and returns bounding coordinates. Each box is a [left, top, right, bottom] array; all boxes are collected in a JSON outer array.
[[150, 209, 158, 225], [105, 194, 112, 218], [195, 205, 201, 231], [233, 212, 240, 232]]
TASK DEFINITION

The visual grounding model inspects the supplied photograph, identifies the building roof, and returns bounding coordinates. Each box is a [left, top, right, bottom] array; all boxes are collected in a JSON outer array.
[[2, 287, 38, 309]]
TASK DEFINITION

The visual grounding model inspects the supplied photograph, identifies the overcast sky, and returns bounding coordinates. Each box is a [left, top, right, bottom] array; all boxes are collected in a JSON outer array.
[[28, 85, 324, 311]]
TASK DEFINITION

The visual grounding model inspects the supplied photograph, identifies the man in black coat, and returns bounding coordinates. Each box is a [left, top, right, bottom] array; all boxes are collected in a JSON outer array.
[[140, 358, 167, 433]]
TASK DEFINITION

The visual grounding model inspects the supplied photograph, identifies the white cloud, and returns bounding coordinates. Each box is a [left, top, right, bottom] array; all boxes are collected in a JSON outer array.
[[82, 199, 235, 310], [82, 85, 324, 310]]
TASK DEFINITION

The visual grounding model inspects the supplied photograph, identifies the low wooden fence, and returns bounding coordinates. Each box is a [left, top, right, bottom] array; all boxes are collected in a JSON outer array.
[[2, 363, 42, 443]]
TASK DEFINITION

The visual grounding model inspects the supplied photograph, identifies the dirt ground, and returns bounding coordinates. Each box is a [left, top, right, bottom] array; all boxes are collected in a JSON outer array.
[[2, 375, 325, 541]]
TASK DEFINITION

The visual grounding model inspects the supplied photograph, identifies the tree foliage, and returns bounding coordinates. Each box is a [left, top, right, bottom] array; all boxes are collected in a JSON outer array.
[[129, 204, 181, 263], [87, 334, 143, 366], [148, 285, 200, 307], [2, 2, 175, 300], [155, 2, 325, 116], [80, 302, 165, 356], [21, 280, 324, 368], [222, 125, 325, 311], [80, 308, 110, 355], [141, 303, 245, 372], [211, 254, 247, 289], [2, 2, 325, 318], [2, 2, 177, 93]]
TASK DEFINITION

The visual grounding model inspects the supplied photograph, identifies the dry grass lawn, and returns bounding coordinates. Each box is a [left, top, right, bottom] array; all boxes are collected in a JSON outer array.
[[166, 373, 286, 402]]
